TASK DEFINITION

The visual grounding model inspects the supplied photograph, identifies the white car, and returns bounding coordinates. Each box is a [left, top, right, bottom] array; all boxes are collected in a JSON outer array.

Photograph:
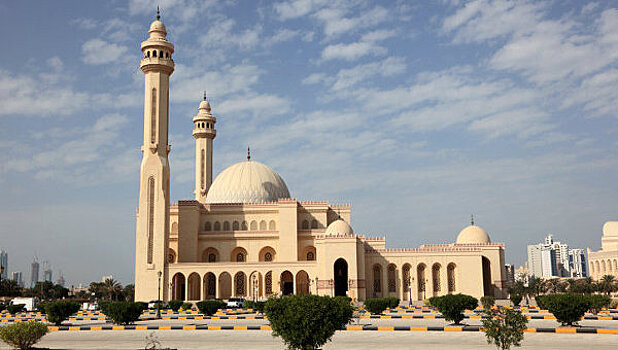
[[147, 300, 168, 309], [226, 298, 245, 308]]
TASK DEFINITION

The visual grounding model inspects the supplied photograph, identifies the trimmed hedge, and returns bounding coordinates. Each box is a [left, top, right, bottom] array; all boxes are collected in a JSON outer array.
[[363, 298, 389, 315], [181, 302, 193, 310], [99, 302, 145, 325], [245, 300, 266, 313], [429, 294, 478, 325], [541, 294, 590, 326], [168, 300, 183, 312], [7, 304, 25, 315], [510, 294, 522, 307], [264, 295, 353, 350], [385, 297, 399, 309], [480, 296, 495, 309], [44, 301, 80, 326], [196, 300, 226, 316], [588, 294, 611, 315], [0, 321, 48, 350]]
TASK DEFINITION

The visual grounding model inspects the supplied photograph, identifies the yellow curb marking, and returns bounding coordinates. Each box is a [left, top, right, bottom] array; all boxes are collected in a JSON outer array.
[[444, 327, 462, 332], [260, 326, 272, 331], [112, 326, 125, 330], [378, 326, 394, 331], [136, 326, 148, 330], [90, 326, 102, 331], [524, 328, 537, 333], [555, 328, 576, 333], [410, 327, 427, 331], [208, 326, 221, 330], [183, 326, 196, 330], [597, 329, 618, 334], [234, 326, 248, 330], [347, 326, 363, 331]]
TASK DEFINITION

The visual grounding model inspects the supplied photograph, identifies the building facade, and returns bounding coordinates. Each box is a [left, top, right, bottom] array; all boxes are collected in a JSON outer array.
[[527, 234, 586, 278], [0, 250, 7, 280], [11, 271, 22, 287], [30, 259, 39, 288], [588, 222, 618, 279], [134, 15, 507, 303]]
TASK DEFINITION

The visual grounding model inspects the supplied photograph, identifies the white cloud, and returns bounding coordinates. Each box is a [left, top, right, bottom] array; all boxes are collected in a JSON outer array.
[[321, 41, 386, 62], [314, 6, 389, 38], [274, 0, 327, 20], [330, 57, 406, 91], [81, 39, 129, 65], [200, 18, 263, 51], [217, 93, 291, 118]]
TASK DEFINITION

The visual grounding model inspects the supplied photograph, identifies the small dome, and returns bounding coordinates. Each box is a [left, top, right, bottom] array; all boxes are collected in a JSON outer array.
[[199, 100, 211, 111], [456, 225, 491, 244], [603, 221, 618, 237], [149, 20, 167, 36], [205, 160, 290, 204], [325, 219, 353, 236]]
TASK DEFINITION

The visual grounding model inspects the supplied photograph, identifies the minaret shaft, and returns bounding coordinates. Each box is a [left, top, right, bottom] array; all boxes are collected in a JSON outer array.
[[192, 98, 216, 203], [135, 16, 174, 302]]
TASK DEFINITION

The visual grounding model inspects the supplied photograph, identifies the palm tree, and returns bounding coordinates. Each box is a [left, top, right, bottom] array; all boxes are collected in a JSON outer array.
[[102, 278, 123, 301], [598, 275, 618, 296]]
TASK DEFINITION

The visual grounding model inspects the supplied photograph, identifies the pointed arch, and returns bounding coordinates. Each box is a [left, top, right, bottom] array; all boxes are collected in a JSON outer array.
[[311, 219, 318, 229], [250, 220, 258, 230], [387, 264, 397, 293], [417, 263, 426, 300], [187, 273, 201, 301], [218, 272, 231, 299], [203, 272, 216, 299], [259, 246, 276, 262], [205, 222, 212, 231], [372, 264, 383, 298], [232, 221, 240, 231], [223, 221, 230, 231], [234, 272, 246, 297], [214, 221, 221, 231], [432, 263, 441, 296], [447, 263, 456, 293], [259, 220, 267, 230], [269, 220, 276, 231], [296, 270, 310, 295], [231, 247, 247, 262], [402, 263, 411, 301], [202, 247, 219, 262]]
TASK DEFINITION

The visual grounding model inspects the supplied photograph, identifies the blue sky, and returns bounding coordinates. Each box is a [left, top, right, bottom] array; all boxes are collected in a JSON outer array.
[[1, 0, 617, 287]]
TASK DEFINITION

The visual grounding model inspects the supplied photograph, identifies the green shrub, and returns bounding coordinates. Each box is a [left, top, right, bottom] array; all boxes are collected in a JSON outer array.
[[44, 301, 81, 326], [168, 299, 183, 312], [196, 300, 226, 316], [541, 293, 591, 326], [363, 298, 389, 315], [0, 321, 48, 350], [7, 304, 25, 315], [136, 301, 148, 310], [0, 303, 5, 312], [99, 302, 145, 325], [509, 294, 522, 307], [482, 308, 528, 350], [35, 302, 47, 314], [245, 300, 266, 313], [429, 294, 478, 325], [587, 294, 611, 315], [385, 297, 399, 309], [264, 295, 353, 350], [423, 299, 431, 307], [181, 302, 193, 310], [481, 296, 495, 309], [535, 295, 546, 310]]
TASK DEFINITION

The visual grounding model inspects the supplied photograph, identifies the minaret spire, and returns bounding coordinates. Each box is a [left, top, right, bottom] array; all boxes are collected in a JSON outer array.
[[203, 91, 207, 101], [247, 147, 251, 161], [471, 214, 475, 226], [156, 6, 161, 20]]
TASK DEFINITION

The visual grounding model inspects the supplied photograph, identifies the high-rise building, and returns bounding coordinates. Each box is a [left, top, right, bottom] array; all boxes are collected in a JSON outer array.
[[43, 269, 52, 282], [11, 271, 22, 287], [569, 249, 587, 277], [56, 271, 65, 287], [30, 258, 39, 288], [527, 234, 584, 278], [0, 250, 7, 280]]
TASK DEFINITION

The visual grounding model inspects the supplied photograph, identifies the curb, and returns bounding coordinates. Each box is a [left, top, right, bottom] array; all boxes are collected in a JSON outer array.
[[43, 324, 618, 334]]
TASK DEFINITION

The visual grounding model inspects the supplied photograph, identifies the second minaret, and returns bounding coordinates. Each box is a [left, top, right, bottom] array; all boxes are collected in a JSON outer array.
[[193, 95, 216, 202]]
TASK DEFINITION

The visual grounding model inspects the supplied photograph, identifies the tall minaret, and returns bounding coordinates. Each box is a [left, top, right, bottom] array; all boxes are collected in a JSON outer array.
[[135, 9, 174, 302], [193, 93, 216, 202]]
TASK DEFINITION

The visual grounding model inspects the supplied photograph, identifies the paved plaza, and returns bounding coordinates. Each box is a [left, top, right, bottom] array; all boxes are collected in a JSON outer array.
[[1, 330, 616, 350]]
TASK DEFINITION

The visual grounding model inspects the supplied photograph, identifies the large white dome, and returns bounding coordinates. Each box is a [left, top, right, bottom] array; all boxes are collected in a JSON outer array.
[[325, 219, 354, 236], [456, 225, 491, 244], [603, 221, 618, 237], [205, 160, 290, 204]]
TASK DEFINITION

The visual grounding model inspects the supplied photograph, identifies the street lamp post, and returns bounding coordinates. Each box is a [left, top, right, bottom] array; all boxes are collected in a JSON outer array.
[[407, 276, 412, 305], [156, 271, 162, 319], [314, 277, 319, 295]]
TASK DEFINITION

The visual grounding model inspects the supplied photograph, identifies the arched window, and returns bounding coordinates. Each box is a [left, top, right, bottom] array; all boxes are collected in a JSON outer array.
[[150, 88, 157, 143], [269, 220, 276, 230], [153, 50, 157, 57], [205, 222, 212, 231], [232, 221, 239, 230], [447, 263, 456, 293], [147, 51, 150, 57], [214, 221, 221, 231], [241, 221, 248, 230], [388, 264, 396, 293], [168, 248, 176, 263], [259, 220, 267, 230], [306, 252, 315, 261], [208, 253, 216, 262], [417, 264, 426, 296], [265, 271, 273, 295], [373, 264, 382, 295], [250, 220, 258, 230], [202, 248, 219, 263], [159, 50, 163, 58], [170, 222, 178, 234], [265, 252, 273, 261], [235, 272, 246, 296], [236, 253, 245, 262], [223, 221, 230, 231], [311, 219, 318, 229], [301, 220, 309, 229], [432, 263, 441, 294], [165, 52, 169, 58], [402, 264, 411, 300]]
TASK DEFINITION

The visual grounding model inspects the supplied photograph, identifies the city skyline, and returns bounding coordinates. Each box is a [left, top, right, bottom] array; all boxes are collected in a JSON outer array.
[[1, 1, 618, 286]]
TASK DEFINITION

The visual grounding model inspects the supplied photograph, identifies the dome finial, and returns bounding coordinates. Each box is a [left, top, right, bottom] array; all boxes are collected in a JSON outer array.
[[247, 146, 251, 161], [203, 91, 207, 101], [156, 6, 161, 20], [471, 214, 474, 226]]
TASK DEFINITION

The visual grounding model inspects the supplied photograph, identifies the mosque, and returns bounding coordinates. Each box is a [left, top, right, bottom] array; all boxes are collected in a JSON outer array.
[[588, 222, 618, 279], [134, 13, 508, 303]]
